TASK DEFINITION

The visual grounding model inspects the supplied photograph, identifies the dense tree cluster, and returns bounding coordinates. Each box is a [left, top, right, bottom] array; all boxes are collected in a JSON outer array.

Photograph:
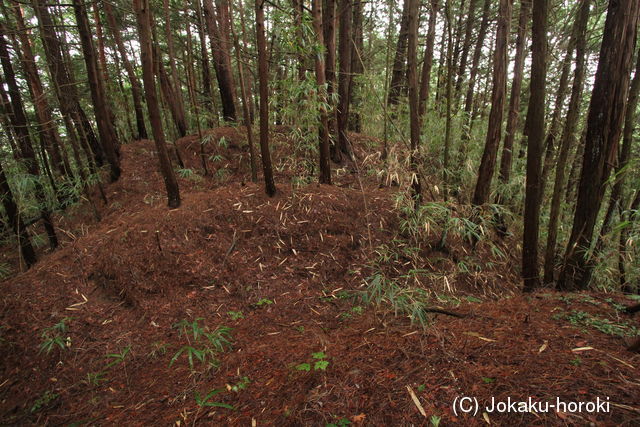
[[0, 0, 639, 293]]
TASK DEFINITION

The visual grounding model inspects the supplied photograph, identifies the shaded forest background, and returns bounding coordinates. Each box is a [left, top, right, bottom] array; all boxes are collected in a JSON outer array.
[[1, 0, 638, 293]]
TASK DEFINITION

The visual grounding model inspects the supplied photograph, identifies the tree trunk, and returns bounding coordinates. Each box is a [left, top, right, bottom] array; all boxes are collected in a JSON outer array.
[[323, 0, 337, 151], [203, 0, 237, 122], [230, 0, 258, 182], [407, 0, 421, 202], [11, 5, 70, 179], [456, 0, 491, 169], [0, 28, 58, 250], [32, 0, 105, 170], [558, 0, 639, 291], [442, 0, 453, 191], [255, 0, 276, 196], [194, 0, 217, 127], [593, 43, 640, 275], [418, 0, 438, 117], [0, 157, 37, 267], [453, 0, 478, 105], [335, 0, 354, 162], [471, 0, 510, 206], [104, 0, 148, 140], [522, 0, 548, 292], [72, 0, 121, 182], [543, 0, 590, 285], [540, 24, 577, 189], [348, 0, 364, 132], [387, 0, 410, 107], [134, 0, 181, 208], [312, 0, 332, 184], [497, 0, 530, 186]]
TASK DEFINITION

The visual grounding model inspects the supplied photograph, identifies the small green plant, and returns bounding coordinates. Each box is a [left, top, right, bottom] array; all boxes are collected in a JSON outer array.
[[326, 418, 351, 427], [295, 326, 305, 333], [0, 262, 12, 280], [481, 377, 495, 384], [170, 319, 233, 370], [104, 345, 131, 369], [430, 415, 441, 427], [295, 352, 329, 372], [229, 376, 250, 392], [194, 388, 235, 410], [570, 357, 582, 367], [227, 311, 244, 320], [564, 310, 638, 337], [177, 168, 195, 178], [39, 318, 71, 354], [86, 371, 107, 386], [149, 341, 170, 358], [255, 298, 273, 307], [30, 390, 59, 413]]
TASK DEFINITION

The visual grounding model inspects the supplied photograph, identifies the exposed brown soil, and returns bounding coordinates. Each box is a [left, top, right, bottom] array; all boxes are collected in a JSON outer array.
[[1, 129, 639, 426]]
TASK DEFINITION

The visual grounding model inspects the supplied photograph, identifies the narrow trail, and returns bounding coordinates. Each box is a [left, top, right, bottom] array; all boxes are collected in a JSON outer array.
[[1, 131, 638, 425]]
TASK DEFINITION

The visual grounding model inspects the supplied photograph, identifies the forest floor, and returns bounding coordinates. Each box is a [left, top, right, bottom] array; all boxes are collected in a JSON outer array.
[[1, 127, 639, 426]]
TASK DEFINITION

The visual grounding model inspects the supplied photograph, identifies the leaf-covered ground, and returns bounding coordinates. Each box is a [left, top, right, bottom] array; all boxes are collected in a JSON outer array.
[[1, 129, 639, 425]]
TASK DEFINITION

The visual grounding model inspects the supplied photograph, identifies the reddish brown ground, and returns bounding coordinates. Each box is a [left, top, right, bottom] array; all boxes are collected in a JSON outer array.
[[1, 128, 639, 426]]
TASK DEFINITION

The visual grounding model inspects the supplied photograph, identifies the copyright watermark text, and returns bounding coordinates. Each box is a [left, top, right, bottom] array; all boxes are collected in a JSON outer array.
[[452, 396, 611, 416]]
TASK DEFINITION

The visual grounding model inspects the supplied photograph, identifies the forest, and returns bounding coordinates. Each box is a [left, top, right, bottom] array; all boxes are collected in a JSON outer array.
[[0, 0, 639, 424]]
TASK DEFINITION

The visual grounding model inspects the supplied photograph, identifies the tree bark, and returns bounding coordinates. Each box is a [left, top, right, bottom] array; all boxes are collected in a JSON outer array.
[[134, 0, 181, 208], [543, 0, 590, 285], [0, 156, 37, 267], [453, 0, 478, 104], [335, 0, 354, 162], [312, 0, 332, 184], [255, 0, 276, 196], [558, 0, 639, 291], [522, 0, 548, 292], [104, 0, 148, 140], [10, 5, 70, 179], [0, 28, 58, 250], [407, 0, 421, 203], [471, 0, 510, 206], [497, 0, 530, 186], [230, 0, 258, 182], [418, 0, 438, 117], [387, 0, 410, 107], [203, 0, 237, 122], [72, 0, 121, 182]]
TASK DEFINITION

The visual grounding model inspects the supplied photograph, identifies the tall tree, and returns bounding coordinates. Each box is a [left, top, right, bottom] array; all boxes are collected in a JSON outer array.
[[255, 0, 276, 196], [104, 0, 148, 140], [0, 28, 59, 250], [543, 0, 590, 285], [335, 0, 354, 161], [72, 0, 121, 182], [32, 0, 105, 170], [312, 0, 332, 184], [522, 0, 548, 291], [0, 157, 37, 267], [407, 0, 421, 202], [134, 0, 181, 208], [471, 0, 510, 206], [230, 0, 258, 182], [203, 0, 237, 122], [418, 0, 438, 117], [10, 6, 70, 179], [387, 0, 410, 107], [194, 0, 217, 127], [558, 0, 640, 291], [497, 0, 530, 186], [453, 0, 478, 102]]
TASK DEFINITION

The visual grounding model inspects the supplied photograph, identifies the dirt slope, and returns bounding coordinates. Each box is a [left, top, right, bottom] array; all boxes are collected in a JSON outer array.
[[1, 131, 639, 426]]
